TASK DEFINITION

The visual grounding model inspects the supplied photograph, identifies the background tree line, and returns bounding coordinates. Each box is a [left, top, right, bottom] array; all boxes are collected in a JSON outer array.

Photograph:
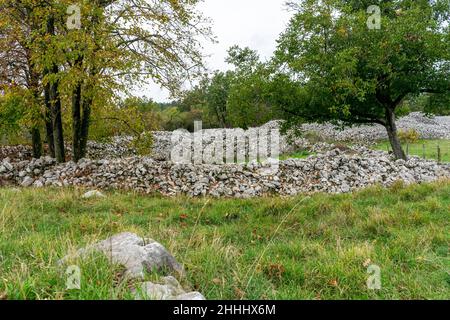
[[1, 0, 449, 161], [153, 0, 450, 161]]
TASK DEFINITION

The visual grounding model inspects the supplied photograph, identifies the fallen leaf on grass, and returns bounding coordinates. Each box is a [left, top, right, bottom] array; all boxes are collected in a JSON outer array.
[[328, 279, 338, 287], [234, 287, 246, 299]]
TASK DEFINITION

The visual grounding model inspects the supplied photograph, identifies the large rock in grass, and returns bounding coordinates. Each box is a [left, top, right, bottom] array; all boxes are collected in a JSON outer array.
[[82, 190, 106, 199], [59, 232, 184, 279]]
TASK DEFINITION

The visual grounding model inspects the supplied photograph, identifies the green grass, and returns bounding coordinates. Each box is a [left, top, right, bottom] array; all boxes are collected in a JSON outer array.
[[280, 150, 315, 160], [0, 181, 449, 300], [374, 140, 450, 163]]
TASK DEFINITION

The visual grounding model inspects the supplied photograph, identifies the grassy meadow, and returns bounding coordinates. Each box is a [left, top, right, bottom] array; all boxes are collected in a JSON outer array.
[[0, 181, 449, 300]]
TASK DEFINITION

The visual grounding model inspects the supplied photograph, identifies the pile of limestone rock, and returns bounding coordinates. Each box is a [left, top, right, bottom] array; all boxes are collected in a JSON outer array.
[[301, 112, 450, 143], [2, 112, 448, 163], [87, 112, 450, 160], [0, 145, 32, 161], [1, 146, 449, 196], [1, 112, 449, 195]]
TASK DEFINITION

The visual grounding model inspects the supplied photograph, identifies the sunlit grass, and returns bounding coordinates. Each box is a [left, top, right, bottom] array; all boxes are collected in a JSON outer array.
[[280, 150, 315, 160]]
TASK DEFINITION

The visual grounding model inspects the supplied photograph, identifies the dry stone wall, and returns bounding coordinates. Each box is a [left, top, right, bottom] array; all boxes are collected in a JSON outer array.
[[1, 147, 449, 197], [1, 112, 449, 196]]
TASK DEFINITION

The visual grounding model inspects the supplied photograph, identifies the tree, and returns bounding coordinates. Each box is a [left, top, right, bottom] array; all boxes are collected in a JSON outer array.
[[1, 0, 212, 162], [402, 93, 450, 115], [226, 46, 280, 129], [205, 71, 233, 127], [275, 0, 450, 159], [0, 0, 45, 158], [0, 88, 27, 138], [64, 0, 211, 161], [41, 5, 66, 162]]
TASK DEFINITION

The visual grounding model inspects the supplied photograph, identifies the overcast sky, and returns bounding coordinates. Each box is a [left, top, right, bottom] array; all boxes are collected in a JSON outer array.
[[143, 0, 293, 102]]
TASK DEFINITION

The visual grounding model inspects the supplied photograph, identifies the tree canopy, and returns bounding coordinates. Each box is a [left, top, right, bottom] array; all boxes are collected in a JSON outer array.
[[0, 0, 212, 161], [1, 0, 449, 161], [274, 0, 450, 159]]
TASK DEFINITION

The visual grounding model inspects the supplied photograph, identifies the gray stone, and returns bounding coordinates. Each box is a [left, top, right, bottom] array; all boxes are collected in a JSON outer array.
[[133, 276, 206, 301], [33, 180, 44, 188], [21, 176, 34, 187], [60, 232, 184, 279], [1, 114, 450, 198], [3, 161, 13, 171], [82, 190, 106, 199], [173, 292, 206, 301]]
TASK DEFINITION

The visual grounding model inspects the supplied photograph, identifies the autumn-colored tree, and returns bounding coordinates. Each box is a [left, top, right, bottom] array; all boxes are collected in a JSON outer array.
[[1, 0, 211, 162], [0, 0, 46, 158]]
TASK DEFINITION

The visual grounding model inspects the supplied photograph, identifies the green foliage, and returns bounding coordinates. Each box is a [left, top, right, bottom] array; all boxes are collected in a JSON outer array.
[[205, 71, 233, 127], [132, 131, 154, 156], [274, 0, 450, 134], [0, 89, 26, 136], [225, 46, 281, 129], [88, 97, 160, 154], [0, 0, 212, 158], [227, 68, 275, 129], [401, 93, 450, 116], [425, 95, 450, 116], [165, 46, 283, 130]]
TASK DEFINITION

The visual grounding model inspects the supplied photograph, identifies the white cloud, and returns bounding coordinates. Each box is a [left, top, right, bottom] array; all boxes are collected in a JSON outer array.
[[137, 0, 293, 102]]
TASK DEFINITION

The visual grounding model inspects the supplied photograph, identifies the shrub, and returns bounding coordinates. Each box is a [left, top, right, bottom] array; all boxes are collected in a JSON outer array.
[[132, 131, 154, 156], [398, 129, 420, 144]]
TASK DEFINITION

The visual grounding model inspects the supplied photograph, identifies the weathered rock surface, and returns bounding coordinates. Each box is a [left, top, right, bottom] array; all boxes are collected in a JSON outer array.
[[1, 113, 449, 197], [0, 145, 32, 161], [133, 276, 206, 300], [301, 112, 450, 143], [82, 190, 106, 199], [20, 176, 34, 187], [59, 232, 184, 279]]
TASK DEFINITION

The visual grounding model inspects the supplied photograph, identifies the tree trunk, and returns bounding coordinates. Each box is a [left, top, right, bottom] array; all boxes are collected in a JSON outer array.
[[44, 84, 55, 158], [27, 48, 43, 159], [385, 108, 407, 160], [72, 89, 92, 162], [72, 83, 82, 162], [79, 97, 92, 159], [46, 17, 65, 163], [50, 77, 66, 163], [31, 127, 42, 158]]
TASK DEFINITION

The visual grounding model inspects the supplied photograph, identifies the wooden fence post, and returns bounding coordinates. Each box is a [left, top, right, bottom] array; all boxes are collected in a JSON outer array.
[[437, 144, 441, 164]]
